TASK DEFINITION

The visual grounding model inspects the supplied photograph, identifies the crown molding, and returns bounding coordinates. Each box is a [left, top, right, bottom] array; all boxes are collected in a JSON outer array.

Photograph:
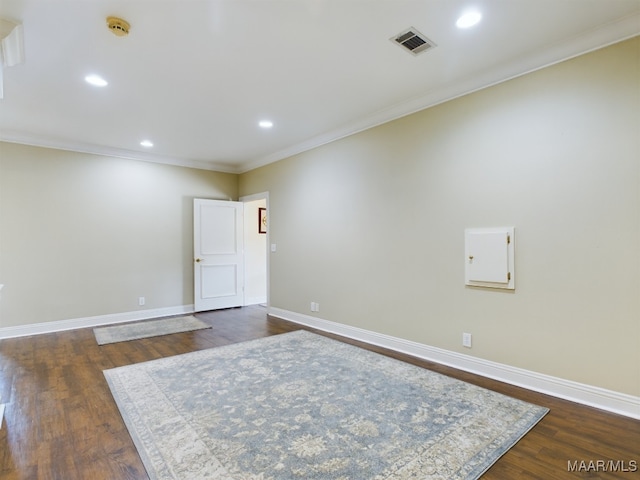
[[238, 12, 640, 173], [0, 131, 242, 174], [2, 12, 638, 175]]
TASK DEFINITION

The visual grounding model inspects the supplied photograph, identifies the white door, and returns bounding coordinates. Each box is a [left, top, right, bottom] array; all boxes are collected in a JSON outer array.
[[194, 199, 244, 311]]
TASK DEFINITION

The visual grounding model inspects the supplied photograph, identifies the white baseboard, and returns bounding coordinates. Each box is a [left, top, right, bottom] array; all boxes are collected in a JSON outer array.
[[0, 305, 195, 340], [269, 307, 640, 420]]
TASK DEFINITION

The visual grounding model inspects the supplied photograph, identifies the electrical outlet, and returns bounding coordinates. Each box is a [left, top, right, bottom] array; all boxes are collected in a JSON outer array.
[[138, 296, 145, 306], [310, 302, 320, 312], [462, 332, 472, 348]]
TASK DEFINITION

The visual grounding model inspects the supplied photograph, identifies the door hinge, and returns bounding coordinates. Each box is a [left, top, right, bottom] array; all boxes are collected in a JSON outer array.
[[507, 272, 511, 281], [507, 234, 511, 245]]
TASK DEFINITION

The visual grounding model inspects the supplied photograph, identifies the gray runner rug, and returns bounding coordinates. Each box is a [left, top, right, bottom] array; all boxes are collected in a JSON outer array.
[[94, 315, 210, 345]]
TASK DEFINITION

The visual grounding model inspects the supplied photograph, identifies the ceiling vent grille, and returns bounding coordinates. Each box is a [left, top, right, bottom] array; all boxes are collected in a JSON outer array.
[[391, 28, 436, 55]]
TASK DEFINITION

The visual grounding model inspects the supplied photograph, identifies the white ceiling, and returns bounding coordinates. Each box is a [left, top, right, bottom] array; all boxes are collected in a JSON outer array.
[[1, 0, 639, 173]]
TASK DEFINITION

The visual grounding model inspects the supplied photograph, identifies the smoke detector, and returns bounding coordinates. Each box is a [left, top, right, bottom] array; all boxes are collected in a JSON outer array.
[[391, 27, 436, 56], [106, 16, 130, 37]]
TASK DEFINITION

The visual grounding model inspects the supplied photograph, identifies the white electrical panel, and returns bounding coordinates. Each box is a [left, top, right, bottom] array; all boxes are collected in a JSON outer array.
[[465, 227, 515, 290]]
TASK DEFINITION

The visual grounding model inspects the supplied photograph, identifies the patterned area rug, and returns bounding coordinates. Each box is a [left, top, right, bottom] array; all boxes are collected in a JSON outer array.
[[104, 330, 548, 479], [94, 315, 210, 345]]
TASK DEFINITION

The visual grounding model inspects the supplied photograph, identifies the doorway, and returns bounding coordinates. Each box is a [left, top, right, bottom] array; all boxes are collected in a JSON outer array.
[[240, 192, 269, 307]]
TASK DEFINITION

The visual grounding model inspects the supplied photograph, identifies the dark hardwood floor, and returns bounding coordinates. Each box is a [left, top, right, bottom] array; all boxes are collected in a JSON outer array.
[[0, 306, 638, 479]]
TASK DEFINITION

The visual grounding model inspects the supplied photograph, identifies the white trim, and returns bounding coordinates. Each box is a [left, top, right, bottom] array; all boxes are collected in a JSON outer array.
[[240, 18, 640, 173], [1, 18, 638, 175], [269, 307, 640, 420], [244, 296, 267, 306], [0, 305, 194, 340], [239, 192, 271, 310], [0, 133, 239, 173], [239, 192, 270, 203]]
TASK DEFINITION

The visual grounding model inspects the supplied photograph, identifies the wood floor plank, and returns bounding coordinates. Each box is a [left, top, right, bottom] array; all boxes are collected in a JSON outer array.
[[0, 305, 637, 479]]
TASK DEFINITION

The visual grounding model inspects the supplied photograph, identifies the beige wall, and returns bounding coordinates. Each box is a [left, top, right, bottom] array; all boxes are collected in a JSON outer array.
[[240, 37, 640, 396], [0, 38, 637, 397], [0, 143, 237, 327]]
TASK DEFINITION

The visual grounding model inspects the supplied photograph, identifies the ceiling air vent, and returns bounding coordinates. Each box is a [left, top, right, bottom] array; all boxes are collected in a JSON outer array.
[[391, 28, 436, 56]]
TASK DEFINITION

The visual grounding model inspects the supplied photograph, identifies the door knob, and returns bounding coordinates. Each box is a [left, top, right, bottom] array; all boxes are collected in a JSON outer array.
[[195, 258, 203, 263]]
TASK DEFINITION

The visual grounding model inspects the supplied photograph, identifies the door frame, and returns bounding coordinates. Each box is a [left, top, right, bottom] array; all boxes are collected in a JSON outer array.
[[239, 192, 270, 308]]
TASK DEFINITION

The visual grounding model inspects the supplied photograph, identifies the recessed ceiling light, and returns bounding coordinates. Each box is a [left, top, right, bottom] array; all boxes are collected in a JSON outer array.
[[140, 140, 154, 148], [84, 74, 108, 87], [456, 11, 482, 29], [259, 120, 274, 129]]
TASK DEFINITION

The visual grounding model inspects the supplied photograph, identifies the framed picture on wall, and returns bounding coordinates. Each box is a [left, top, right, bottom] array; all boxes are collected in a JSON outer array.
[[258, 207, 267, 234]]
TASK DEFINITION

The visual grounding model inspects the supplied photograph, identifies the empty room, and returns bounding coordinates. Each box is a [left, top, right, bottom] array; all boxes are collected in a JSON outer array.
[[0, 1, 638, 479]]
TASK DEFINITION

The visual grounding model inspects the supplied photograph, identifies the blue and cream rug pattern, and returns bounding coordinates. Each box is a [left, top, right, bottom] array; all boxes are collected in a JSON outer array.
[[104, 330, 548, 479]]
